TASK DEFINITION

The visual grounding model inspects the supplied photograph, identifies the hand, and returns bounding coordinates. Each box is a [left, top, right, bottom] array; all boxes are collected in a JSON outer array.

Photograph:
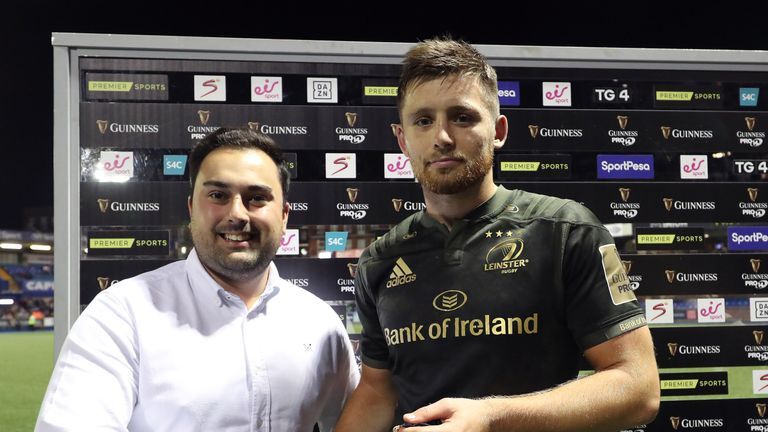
[[398, 398, 494, 432]]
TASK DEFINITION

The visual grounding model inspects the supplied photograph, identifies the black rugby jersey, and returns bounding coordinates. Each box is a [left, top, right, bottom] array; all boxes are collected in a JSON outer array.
[[354, 186, 645, 419]]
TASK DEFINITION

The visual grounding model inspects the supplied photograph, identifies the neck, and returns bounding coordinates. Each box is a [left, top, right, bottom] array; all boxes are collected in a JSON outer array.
[[205, 265, 270, 310], [422, 176, 498, 230]]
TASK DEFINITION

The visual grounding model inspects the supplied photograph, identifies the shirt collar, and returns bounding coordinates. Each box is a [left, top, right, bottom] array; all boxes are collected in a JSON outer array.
[[416, 185, 514, 229], [185, 248, 280, 311]]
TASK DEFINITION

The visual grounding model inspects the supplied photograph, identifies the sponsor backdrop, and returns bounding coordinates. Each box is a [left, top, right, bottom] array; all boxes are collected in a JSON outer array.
[[67, 40, 768, 430]]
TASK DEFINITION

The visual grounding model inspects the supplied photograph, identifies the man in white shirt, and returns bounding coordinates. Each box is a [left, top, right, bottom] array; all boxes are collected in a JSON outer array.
[[37, 128, 360, 432]]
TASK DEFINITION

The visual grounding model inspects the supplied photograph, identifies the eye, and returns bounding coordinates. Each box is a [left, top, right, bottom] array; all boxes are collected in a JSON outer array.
[[454, 113, 474, 124], [414, 117, 433, 127], [247, 195, 268, 206], [207, 191, 227, 202]]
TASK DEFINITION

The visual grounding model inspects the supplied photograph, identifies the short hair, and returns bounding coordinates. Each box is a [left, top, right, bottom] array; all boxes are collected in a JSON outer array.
[[396, 36, 500, 118], [188, 127, 290, 201]]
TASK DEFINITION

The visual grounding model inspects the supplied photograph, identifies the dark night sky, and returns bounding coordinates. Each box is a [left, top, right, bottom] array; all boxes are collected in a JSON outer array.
[[2, 3, 766, 230]]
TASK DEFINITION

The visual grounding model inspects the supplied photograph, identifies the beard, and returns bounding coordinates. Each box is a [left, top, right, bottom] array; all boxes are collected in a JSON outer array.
[[190, 222, 280, 282], [414, 143, 494, 195]]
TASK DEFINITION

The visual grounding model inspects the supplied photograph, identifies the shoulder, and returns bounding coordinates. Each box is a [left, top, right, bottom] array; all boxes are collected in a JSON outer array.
[[359, 212, 421, 266], [510, 189, 605, 230], [274, 278, 343, 325], [91, 260, 187, 308]]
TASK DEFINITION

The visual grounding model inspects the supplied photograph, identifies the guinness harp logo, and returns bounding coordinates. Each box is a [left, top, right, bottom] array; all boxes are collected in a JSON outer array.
[[247, 121, 260, 131], [746, 117, 756, 132], [96, 277, 110, 290], [197, 110, 210, 125], [97, 199, 110, 213], [619, 188, 631, 202], [663, 197, 674, 212], [617, 115, 629, 130], [392, 198, 403, 213], [346, 188, 359, 203], [661, 126, 672, 140], [96, 120, 109, 134], [670, 416, 681, 430], [667, 343, 679, 356], [665, 270, 676, 284], [752, 258, 762, 273], [528, 124, 540, 139], [621, 260, 632, 275], [757, 403, 767, 418], [749, 188, 759, 202], [347, 263, 358, 279], [755, 330, 765, 346], [345, 112, 358, 128]]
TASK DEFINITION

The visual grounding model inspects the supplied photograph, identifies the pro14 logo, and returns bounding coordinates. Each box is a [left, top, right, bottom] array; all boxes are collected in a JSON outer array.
[[610, 188, 640, 219], [593, 86, 631, 103], [608, 115, 638, 147]]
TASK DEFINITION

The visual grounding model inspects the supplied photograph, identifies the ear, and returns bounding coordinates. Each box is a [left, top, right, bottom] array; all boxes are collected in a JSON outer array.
[[282, 202, 290, 232], [493, 114, 508, 150], [187, 195, 193, 219], [392, 123, 410, 157]]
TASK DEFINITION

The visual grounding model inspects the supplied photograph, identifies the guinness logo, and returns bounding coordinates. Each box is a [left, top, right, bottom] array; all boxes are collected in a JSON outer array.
[[617, 115, 628, 130], [96, 120, 109, 134], [619, 188, 631, 202], [663, 197, 674, 212], [197, 110, 210, 125], [661, 126, 672, 140], [346, 188, 358, 203], [96, 277, 110, 290], [97, 199, 110, 213], [247, 121, 260, 131], [746, 117, 756, 132], [752, 258, 762, 273], [528, 124, 539, 139], [347, 263, 358, 279], [433, 290, 468, 312], [621, 260, 632, 274], [665, 270, 676, 283], [670, 416, 681, 430], [392, 198, 403, 213], [758, 403, 767, 418], [749, 187, 759, 202], [345, 112, 358, 128], [668, 343, 679, 356], [755, 330, 765, 345]]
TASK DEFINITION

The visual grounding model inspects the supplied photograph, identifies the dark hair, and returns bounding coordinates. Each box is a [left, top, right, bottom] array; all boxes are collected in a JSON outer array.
[[188, 127, 290, 201], [397, 36, 499, 117]]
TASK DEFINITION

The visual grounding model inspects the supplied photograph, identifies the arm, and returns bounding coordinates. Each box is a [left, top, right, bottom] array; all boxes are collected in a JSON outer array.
[[400, 326, 659, 432], [335, 365, 398, 432], [35, 292, 138, 431], [317, 327, 361, 431]]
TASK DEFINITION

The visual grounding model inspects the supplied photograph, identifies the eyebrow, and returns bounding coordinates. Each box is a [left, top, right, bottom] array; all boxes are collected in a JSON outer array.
[[201, 180, 274, 194]]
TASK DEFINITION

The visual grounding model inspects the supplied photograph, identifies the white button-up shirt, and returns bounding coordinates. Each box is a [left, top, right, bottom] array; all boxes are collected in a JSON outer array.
[[36, 249, 359, 431]]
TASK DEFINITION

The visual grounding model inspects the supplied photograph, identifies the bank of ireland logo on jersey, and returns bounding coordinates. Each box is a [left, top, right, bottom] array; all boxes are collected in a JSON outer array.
[[599, 244, 636, 305], [386, 257, 417, 288]]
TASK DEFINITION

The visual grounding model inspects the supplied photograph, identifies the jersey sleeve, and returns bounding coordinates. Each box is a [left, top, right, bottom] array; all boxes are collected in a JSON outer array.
[[354, 254, 391, 369], [559, 202, 646, 351]]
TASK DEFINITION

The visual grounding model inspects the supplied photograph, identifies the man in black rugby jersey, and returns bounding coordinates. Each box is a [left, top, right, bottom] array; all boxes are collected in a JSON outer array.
[[336, 37, 659, 432]]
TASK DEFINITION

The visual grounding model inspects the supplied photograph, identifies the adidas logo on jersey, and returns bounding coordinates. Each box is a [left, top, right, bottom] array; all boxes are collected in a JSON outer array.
[[386, 257, 417, 288]]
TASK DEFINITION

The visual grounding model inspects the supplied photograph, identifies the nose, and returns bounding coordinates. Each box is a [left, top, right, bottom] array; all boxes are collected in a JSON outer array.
[[433, 118, 454, 150], [226, 196, 249, 225]]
